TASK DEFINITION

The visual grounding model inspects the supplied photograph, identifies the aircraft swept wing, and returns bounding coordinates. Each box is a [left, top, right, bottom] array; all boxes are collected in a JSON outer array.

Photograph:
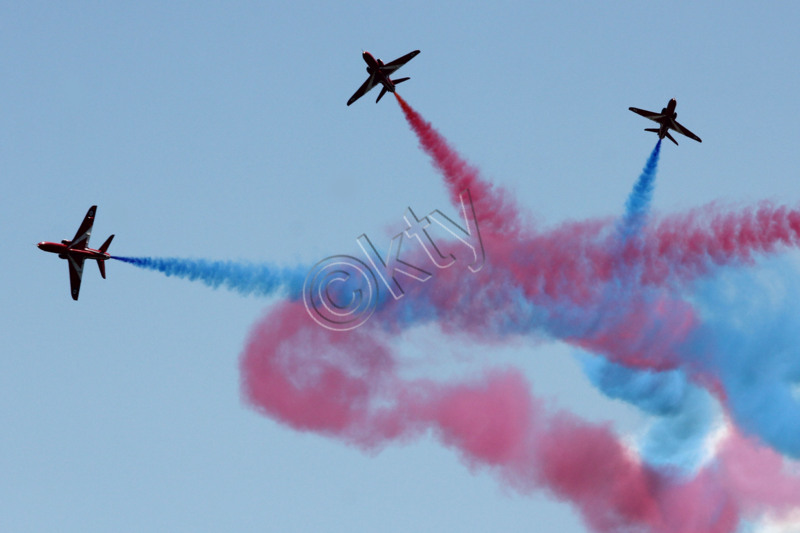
[[669, 119, 702, 143], [68, 256, 86, 300], [381, 50, 420, 73], [348, 75, 378, 107], [68, 205, 95, 251]]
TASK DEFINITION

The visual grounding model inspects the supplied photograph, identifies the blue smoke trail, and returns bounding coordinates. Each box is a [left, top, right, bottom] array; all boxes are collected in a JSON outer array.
[[619, 139, 662, 239], [113, 256, 307, 299]]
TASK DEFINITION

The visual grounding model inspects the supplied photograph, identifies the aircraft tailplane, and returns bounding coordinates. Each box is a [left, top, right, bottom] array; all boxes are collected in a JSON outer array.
[[393, 77, 410, 85], [665, 131, 678, 145], [376, 86, 388, 103]]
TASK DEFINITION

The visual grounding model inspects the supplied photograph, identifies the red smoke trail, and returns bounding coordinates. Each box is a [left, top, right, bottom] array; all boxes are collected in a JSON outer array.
[[395, 93, 523, 236], [240, 302, 800, 532], [642, 203, 800, 284], [240, 303, 665, 530], [441, 202, 800, 315]]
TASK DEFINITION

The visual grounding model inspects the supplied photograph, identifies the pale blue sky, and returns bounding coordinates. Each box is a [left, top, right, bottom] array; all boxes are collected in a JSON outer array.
[[2, 2, 799, 532]]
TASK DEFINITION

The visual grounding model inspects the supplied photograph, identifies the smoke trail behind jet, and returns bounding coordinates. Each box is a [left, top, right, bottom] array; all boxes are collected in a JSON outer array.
[[395, 93, 523, 236], [620, 139, 661, 238], [113, 256, 306, 298]]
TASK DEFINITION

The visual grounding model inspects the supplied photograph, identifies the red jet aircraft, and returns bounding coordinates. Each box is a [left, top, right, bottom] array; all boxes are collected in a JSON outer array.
[[38, 205, 114, 300], [629, 98, 702, 145], [347, 49, 420, 106]]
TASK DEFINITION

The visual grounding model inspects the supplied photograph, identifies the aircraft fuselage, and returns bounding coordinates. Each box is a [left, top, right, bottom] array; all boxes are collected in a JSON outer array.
[[655, 98, 678, 139], [363, 51, 396, 93], [37, 241, 110, 261]]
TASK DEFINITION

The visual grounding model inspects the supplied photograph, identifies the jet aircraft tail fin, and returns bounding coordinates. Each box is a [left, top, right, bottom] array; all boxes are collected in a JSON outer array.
[[376, 86, 388, 103], [99, 234, 114, 253], [96, 234, 114, 279]]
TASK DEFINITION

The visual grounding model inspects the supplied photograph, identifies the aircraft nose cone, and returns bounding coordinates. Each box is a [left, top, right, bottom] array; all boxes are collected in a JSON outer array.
[[37, 242, 44, 249]]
